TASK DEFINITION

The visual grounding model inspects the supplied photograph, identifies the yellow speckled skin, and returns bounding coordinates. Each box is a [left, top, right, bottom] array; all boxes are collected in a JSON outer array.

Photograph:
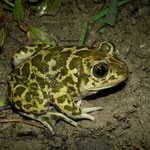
[[8, 42, 129, 134]]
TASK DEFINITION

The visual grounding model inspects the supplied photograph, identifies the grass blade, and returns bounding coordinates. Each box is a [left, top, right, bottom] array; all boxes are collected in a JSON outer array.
[[93, 0, 135, 22], [78, 21, 88, 46], [97, 21, 105, 31], [13, 0, 23, 24]]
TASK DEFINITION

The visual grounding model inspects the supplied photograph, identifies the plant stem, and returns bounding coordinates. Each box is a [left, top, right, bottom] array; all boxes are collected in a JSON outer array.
[[3, 0, 14, 7]]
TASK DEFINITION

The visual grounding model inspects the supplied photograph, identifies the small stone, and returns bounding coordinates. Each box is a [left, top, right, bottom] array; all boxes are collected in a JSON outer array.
[[122, 122, 131, 130], [113, 113, 120, 119], [132, 102, 139, 108]]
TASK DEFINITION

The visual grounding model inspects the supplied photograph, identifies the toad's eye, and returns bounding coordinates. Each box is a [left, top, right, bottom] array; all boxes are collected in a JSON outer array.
[[93, 63, 109, 78]]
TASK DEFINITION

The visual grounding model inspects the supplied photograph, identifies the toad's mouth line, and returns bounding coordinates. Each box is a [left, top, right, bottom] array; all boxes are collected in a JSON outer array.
[[88, 79, 127, 91]]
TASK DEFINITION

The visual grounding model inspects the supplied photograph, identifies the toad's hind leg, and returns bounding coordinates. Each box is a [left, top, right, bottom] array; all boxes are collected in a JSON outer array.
[[10, 84, 77, 134], [19, 107, 77, 135]]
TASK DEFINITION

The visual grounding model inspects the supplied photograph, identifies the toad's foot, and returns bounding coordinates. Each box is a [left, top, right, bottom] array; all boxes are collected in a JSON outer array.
[[78, 106, 103, 121], [41, 111, 78, 134], [82, 106, 103, 113]]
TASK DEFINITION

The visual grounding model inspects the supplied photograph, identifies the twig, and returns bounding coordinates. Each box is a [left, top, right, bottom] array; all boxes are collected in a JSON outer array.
[[0, 105, 11, 111], [0, 119, 44, 128], [128, 144, 144, 150], [0, 122, 11, 132], [0, 82, 7, 84]]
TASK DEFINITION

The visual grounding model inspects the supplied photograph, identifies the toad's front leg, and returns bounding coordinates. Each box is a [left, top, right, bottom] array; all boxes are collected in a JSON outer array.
[[53, 92, 103, 121]]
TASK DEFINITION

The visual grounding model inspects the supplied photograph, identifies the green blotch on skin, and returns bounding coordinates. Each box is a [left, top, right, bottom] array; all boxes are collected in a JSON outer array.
[[67, 86, 76, 93], [43, 91, 48, 99], [36, 76, 45, 88], [69, 57, 81, 70], [57, 50, 71, 66], [44, 53, 52, 62], [52, 85, 63, 92], [31, 54, 42, 68], [25, 92, 32, 102], [14, 68, 21, 76], [23, 104, 32, 109], [31, 91, 39, 97], [57, 95, 67, 103], [72, 111, 81, 116], [30, 82, 38, 90], [64, 105, 81, 116], [15, 100, 22, 107], [64, 105, 73, 111], [37, 62, 49, 74], [75, 49, 91, 57], [63, 76, 74, 85], [22, 63, 30, 77], [23, 101, 37, 110], [60, 68, 68, 76], [15, 86, 26, 97], [30, 73, 35, 79], [67, 98, 72, 104], [70, 92, 78, 97], [31, 53, 49, 73]]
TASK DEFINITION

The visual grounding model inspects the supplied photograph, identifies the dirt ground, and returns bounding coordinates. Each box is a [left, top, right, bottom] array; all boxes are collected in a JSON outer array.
[[0, 0, 150, 149]]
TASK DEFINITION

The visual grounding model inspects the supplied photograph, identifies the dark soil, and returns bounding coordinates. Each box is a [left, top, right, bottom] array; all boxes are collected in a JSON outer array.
[[0, 0, 150, 149]]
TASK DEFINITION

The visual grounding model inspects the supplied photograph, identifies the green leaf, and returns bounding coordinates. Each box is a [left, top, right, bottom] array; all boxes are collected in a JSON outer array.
[[0, 4, 5, 28], [0, 28, 5, 47], [0, 4, 5, 47], [29, 27, 56, 46], [93, 0, 135, 22], [30, 0, 61, 16], [13, 0, 23, 24], [28, 0, 39, 2], [105, 0, 118, 26], [0, 101, 5, 107]]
